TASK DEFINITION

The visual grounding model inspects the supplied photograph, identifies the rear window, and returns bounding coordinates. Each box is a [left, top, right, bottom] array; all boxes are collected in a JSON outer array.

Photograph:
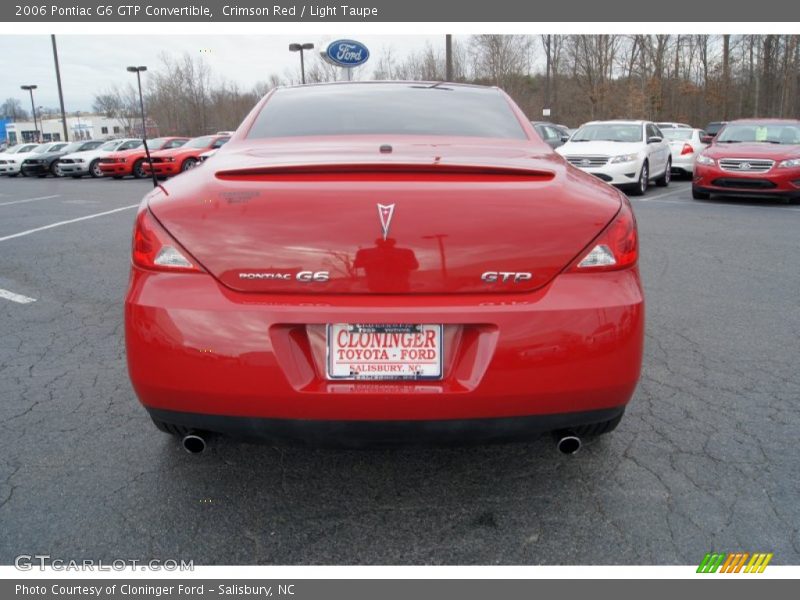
[[247, 84, 527, 140], [663, 129, 693, 141]]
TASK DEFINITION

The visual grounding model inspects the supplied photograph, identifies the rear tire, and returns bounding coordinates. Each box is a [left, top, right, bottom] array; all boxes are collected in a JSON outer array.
[[655, 159, 671, 187], [628, 161, 649, 196], [692, 186, 710, 200]]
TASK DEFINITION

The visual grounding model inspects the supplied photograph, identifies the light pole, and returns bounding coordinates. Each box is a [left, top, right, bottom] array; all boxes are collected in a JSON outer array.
[[20, 85, 39, 142], [289, 43, 314, 84], [127, 66, 158, 188]]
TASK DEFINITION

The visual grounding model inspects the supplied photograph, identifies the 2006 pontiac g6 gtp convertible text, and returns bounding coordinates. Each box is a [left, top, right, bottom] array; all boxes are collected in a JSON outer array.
[[124, 82, 644, 451]]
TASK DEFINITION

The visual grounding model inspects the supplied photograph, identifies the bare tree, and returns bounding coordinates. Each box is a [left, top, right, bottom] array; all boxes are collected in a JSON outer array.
[[0, 97, 29, 120]]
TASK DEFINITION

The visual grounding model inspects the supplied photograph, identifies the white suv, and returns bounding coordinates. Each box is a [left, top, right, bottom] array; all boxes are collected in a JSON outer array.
[[556, 120, 672, 195]]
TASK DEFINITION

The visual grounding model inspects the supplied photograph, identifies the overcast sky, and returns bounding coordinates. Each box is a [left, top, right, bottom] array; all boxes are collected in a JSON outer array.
[[0, 35, 451, 114]]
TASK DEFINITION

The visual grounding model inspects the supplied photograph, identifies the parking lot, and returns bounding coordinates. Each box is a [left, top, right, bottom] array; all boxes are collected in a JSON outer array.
[[0, 175, 798, 565]]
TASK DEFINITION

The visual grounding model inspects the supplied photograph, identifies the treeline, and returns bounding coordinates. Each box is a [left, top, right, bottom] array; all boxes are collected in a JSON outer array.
[[88, 35, 800, 136]]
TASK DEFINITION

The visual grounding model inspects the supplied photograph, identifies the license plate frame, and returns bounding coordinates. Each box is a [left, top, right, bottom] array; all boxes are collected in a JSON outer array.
[[325, 323, 444, 381]]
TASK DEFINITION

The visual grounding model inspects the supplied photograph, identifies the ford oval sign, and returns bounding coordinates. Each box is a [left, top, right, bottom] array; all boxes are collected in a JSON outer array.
[[326, 39, 370, 68]]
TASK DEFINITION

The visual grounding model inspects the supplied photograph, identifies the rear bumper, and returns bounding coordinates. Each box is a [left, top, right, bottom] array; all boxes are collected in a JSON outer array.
[[671, 153, 695, 173], [126, 267, 644, 424], [148, 406, 626, 446]]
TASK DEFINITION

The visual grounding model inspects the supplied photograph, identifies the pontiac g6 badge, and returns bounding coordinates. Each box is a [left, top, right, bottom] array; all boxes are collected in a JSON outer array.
[[377, 203, 395, 240]]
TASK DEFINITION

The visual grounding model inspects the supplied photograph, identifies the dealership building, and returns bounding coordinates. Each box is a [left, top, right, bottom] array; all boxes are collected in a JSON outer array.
[[4, 114, 158, 144]]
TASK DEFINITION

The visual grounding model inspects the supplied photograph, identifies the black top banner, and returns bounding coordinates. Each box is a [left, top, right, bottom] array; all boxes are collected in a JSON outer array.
[[4, 0, 800, 22]]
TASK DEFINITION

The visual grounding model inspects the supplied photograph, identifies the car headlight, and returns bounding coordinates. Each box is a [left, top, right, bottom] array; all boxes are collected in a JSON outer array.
[[696, 154, 715, 166], [77, 159, 85, 163], [609, 153, 638, 164], [777, 158, 800, 168]]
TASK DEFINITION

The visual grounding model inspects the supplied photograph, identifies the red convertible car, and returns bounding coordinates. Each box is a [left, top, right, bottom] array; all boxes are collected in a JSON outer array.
[[693, 119, 800, 202], [99, 136, 190, 179], [142, 134, 230, 178], [125, 82, 644, 453]]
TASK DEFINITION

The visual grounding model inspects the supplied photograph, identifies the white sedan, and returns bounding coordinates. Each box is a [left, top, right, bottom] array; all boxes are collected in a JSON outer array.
[[661, 128, 708, 177], [0, 143, 40, 176], [556, 120, 672, 195], [59, 138, 142, 178]]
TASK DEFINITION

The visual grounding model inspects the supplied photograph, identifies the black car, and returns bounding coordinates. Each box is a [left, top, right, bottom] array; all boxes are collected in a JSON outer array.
[[21, 140, 104, 177], [531, 121, 572, 149], [701, 121, 728, 144]]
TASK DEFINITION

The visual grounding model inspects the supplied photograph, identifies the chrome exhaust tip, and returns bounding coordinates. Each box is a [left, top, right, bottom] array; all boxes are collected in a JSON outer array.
[[181, 432, 207, 454], [556, 434, 581, 455]]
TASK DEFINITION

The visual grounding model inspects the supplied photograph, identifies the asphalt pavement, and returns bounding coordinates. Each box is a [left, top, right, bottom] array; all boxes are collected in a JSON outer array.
[[0, 175, 798, 565]]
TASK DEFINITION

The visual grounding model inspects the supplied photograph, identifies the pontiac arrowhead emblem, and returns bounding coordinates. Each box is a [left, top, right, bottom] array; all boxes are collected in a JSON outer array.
[[377, 203, 395, 240]]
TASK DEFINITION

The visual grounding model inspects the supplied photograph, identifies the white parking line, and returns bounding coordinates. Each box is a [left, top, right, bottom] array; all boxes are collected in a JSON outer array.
[[634, 186, 690, 202], [0, 194, 60, 207], [646, 198, 800, 212], [0, 204, 139, 243], [0, 288, 36, 304]]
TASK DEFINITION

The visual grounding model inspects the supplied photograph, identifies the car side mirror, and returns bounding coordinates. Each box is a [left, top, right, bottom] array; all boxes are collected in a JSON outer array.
[[561, 135, 571, 143], [700, 135, 713, 144], [647, 136, 663, 144]]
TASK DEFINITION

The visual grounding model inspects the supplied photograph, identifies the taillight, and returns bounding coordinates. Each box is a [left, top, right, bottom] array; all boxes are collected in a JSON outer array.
[[132, 209, 203, 273], [681, 143, 694, 156], [569, 198, 638, 272]]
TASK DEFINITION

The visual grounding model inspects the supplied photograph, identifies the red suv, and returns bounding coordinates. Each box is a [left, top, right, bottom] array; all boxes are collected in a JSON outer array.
[[142, 135, 230, 178], [99, 137, 190, 179], [693, 119, 800, 202]]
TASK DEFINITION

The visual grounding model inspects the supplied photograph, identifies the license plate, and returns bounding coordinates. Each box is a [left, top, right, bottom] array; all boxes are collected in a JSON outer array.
[[326, 323, 443, 380]]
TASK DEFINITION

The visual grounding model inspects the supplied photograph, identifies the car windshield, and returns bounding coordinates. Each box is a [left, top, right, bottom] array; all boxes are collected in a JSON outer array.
[[706, 122, 725, 135], [118, 140, 143, 151], [148, 137, 185, 150], [8, 145, 32, 154], [247, 84, 528, 140], [571, 124, 643, 142], [663, 129, 693, 141], [100, 141, 119, 151], [33, 144, 55, 153], [185, 136, 215, 148], [716, 123, 800, 145], [61, 142, 86, 153]]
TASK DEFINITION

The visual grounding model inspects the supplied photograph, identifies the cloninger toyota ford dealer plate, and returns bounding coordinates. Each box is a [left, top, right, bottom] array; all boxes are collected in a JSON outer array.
[[326, 324, 443, 380]]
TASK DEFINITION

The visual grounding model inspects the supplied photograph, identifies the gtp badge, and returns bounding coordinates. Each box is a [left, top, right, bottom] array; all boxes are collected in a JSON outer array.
[[377, 203, 395, 240]]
